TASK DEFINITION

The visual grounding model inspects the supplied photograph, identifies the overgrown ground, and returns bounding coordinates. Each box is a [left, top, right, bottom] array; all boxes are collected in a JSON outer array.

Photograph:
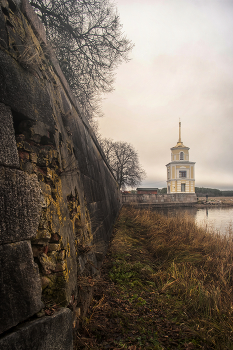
[[77, 206, 233, 349]]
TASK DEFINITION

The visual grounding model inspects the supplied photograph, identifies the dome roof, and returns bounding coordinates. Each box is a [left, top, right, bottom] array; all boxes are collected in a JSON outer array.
[[172, 140, 188, 148]]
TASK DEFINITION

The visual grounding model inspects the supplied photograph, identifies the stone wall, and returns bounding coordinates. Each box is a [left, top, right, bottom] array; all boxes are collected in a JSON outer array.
[[0, 0, 121, 348], [122, 193, 197, 207]]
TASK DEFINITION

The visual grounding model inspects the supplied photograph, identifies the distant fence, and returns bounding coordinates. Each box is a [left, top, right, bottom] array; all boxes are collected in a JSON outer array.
[[122, 193, 197, 207]]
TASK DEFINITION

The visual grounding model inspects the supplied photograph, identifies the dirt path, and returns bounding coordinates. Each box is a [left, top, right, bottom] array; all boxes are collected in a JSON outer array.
[[76, 211, 210, 350]]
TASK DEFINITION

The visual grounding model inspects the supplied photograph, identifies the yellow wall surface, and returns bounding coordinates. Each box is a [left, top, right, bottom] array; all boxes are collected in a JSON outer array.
[[171, 148, 189, 161], [167, 179, 195, 193], [172, 166, 175, 179]]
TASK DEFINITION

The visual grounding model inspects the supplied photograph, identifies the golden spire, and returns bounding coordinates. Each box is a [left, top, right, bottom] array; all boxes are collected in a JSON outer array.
[[172, 119, 187, 148], [179, 120, 181, 143]]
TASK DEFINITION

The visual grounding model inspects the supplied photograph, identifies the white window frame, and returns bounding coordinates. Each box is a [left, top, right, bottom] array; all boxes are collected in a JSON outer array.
[[179, 170, 186, 178]]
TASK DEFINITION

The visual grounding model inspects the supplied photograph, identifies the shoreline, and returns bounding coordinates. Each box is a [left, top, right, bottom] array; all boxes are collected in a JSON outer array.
[[195, 196, 233, 208], [195, 203, 233, 208]]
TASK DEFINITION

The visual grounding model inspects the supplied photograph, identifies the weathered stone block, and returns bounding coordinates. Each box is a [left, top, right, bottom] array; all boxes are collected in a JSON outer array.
[[60, 89, 72, 115], [0, 103, 19, 167], [21, 0, 47, 44], [0, 167, 41, 244], [0, 308, 73, 350], [38, 253, 56, 275], [0, 241, 43, 334], [0, 51, 55, 131], [0, 7, 8, 49]]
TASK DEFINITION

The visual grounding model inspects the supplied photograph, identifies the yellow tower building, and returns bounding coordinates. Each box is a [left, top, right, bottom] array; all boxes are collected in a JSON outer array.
[[166, 122, 195, 194]]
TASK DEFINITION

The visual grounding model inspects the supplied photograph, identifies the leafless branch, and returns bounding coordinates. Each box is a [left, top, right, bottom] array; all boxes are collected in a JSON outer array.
[[30, 0, 134, 120]]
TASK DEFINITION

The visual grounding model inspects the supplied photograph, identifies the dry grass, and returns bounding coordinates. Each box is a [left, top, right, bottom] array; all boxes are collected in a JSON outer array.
[[77, 206, 233, 349], [122, 206, 233, 348]]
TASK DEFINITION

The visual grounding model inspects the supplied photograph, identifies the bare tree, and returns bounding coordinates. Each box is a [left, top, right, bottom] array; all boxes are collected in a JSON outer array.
[[30, 0, 133, 119], [100, 138, 146, 189]]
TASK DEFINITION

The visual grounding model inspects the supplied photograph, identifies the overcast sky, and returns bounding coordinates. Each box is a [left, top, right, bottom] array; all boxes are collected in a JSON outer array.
[[97, 0, 233, 190]]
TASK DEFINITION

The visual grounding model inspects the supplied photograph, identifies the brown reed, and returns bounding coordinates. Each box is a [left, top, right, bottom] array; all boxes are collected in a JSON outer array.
[[119, 206, 233, 348]]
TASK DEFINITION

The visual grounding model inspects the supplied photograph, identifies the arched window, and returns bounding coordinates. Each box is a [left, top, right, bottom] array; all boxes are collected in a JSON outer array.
[[180, 151, 184, 160]]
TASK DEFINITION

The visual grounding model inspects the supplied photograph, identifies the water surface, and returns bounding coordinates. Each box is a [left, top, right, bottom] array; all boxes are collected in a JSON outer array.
[[155, 206, 233, 235]]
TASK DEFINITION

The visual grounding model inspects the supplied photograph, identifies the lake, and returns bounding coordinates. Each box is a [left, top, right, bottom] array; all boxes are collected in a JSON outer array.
[[155, 206, 233, 236]]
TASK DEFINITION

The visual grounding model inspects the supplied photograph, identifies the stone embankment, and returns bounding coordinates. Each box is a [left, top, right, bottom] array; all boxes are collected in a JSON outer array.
[[122, 193, 197, 207], [196, 197, 233, 207], [0, 1, 121, 348]]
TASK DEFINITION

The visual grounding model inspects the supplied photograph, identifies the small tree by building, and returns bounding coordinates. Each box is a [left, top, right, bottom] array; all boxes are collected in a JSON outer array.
[[100, 138, 146, 189]]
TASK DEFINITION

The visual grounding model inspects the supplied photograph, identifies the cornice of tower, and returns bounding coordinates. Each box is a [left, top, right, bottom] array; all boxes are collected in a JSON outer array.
[[166, 161, 195, 166], [170, 144, 189, 150]]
